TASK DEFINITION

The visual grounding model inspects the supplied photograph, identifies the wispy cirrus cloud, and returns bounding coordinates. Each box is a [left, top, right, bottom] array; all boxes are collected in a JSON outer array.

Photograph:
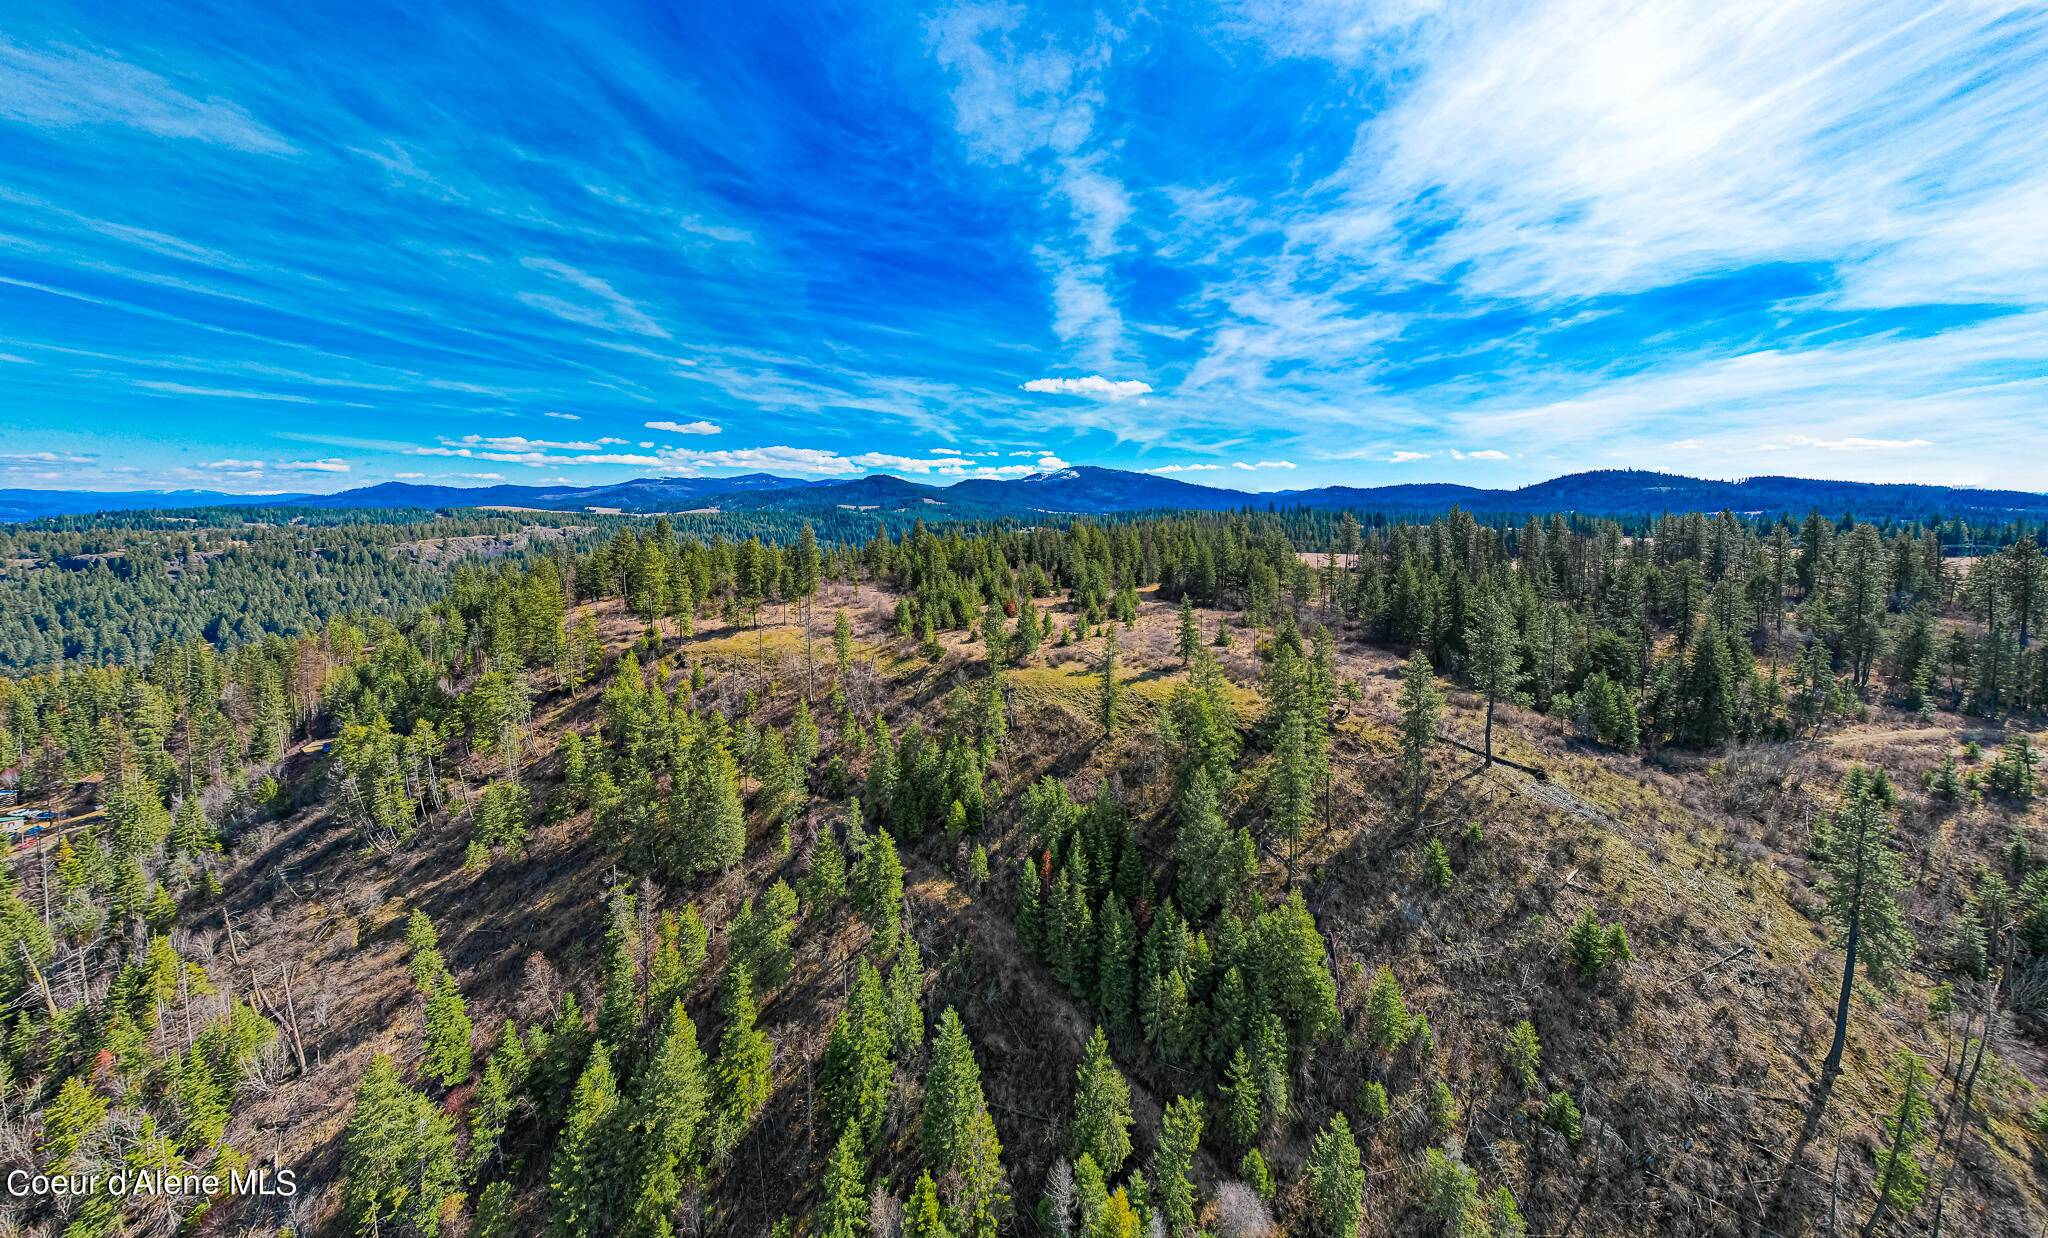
[[0, 38, 292, 153]]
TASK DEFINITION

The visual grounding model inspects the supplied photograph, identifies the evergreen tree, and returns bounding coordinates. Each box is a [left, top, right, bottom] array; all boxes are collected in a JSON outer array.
[[887, 922, 927, 1057], [341, 1056, 459, 1238], [816, 1131, 869, 1238], [598, 888, 644, 1052], [821, 961, 893, 1147], [1094, 898, 1138, 1033], [40, 1074, 109, 1175], [1679, 619, 1737, 747], [466, 1021, 529, 1178], [1154, 1095, 1202, 1237], [852, 827, 905, 945], [1422, 836, 1454, 891], [1097, 627, 1121, 736], [548, 1042, 627, 1238], [1363, 965, 1413, 1053], [1502, 1018, 1541, 1092], [731, 880, 799, 992], [1221, 1044, 1263, 1148], [1015, 855, 1044, 954], [1268, 708, 1316, 877], [1305, 1113, 1364, 1238], [1172, 768, 1232, 919], [1785, 766, 1915, 1188], [677, 728, 747, 875], [1068, 1027, 1134, 1174], [921, 1006, 984, 1172], [623, 1001, 708, 1238], [1397, 652, 1443, 830], [1471, 587, 1520, 765], [904, 1172, 952, 1238], [712, 968, 774, 1155], [1420, 1147, 1484, 1238], [422, 972, 474, 1087], [1176, 595, 1201, 668]]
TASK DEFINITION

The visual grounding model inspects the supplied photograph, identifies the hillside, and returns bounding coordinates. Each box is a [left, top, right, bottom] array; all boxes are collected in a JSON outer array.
[[1, 511, 2044, 1238]]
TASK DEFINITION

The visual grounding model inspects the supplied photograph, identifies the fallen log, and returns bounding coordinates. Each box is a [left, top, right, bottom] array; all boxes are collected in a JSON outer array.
[[1433, 732, 1547, 780]]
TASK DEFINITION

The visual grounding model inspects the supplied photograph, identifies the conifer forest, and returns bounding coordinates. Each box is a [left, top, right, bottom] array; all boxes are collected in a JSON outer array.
[[1, 502, 2045, 1238]]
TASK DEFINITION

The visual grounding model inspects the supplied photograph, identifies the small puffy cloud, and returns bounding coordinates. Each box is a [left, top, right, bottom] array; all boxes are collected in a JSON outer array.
[[201, 458, 265, 471], [1670, 438, 1704, 450], [543, 411, 581, 420], [1229, 459, 1296, 471], [455, 434, 605, 452], [645, 419, 721, 435], [1387, 451, 1431, 464], [278, 458, 350, 473], [1035, 455, 1071, 470], [1020, 375, 1152, 401], [930, 447, 965, 456], [1146, 463, 1224, 474], [457, 472, 505, 481], [1449, 449, 1509, 461], [395, 472, 426, 479]]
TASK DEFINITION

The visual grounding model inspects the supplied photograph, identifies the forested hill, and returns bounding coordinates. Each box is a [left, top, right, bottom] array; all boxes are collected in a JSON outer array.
[[8, 467, 2048, 523]]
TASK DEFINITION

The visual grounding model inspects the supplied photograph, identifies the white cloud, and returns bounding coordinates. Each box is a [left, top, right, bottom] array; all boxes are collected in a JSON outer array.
[[1284, 0, 2048, 308], [134, 380, 315, 403], [1449, 449, 1510, 461], [277, 458, 351, 473], [1146, 463, 1225, 474], [1387, 451, 1432, 463], [543, 411, 582, 420], [0, 39, 292, 153], [932, 5, 1132, 365], [201, 458, 265, 470], [645, 419, 721, 435], [395, 472, 426, 479], [968, 465, 1039, 478], [1780, 434, 1932, 451], [0, 450, 97, 465], [1021, 375, 1152, 401], [1035, 454, 1071, 471], [457, 472, 505, 481], [518, 257, 670, 339]]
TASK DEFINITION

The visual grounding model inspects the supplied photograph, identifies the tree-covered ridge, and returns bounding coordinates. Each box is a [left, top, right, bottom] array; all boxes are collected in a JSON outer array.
[[0, 509, 611, 671], [0, 506, 2042, 1236]]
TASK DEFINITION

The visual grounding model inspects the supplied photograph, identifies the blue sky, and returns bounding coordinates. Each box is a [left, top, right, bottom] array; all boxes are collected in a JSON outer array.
[[3, 0, 2046, 494]]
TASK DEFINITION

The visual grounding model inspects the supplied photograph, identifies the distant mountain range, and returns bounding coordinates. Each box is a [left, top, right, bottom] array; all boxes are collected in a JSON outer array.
[[6, 467, 2047, 524]]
